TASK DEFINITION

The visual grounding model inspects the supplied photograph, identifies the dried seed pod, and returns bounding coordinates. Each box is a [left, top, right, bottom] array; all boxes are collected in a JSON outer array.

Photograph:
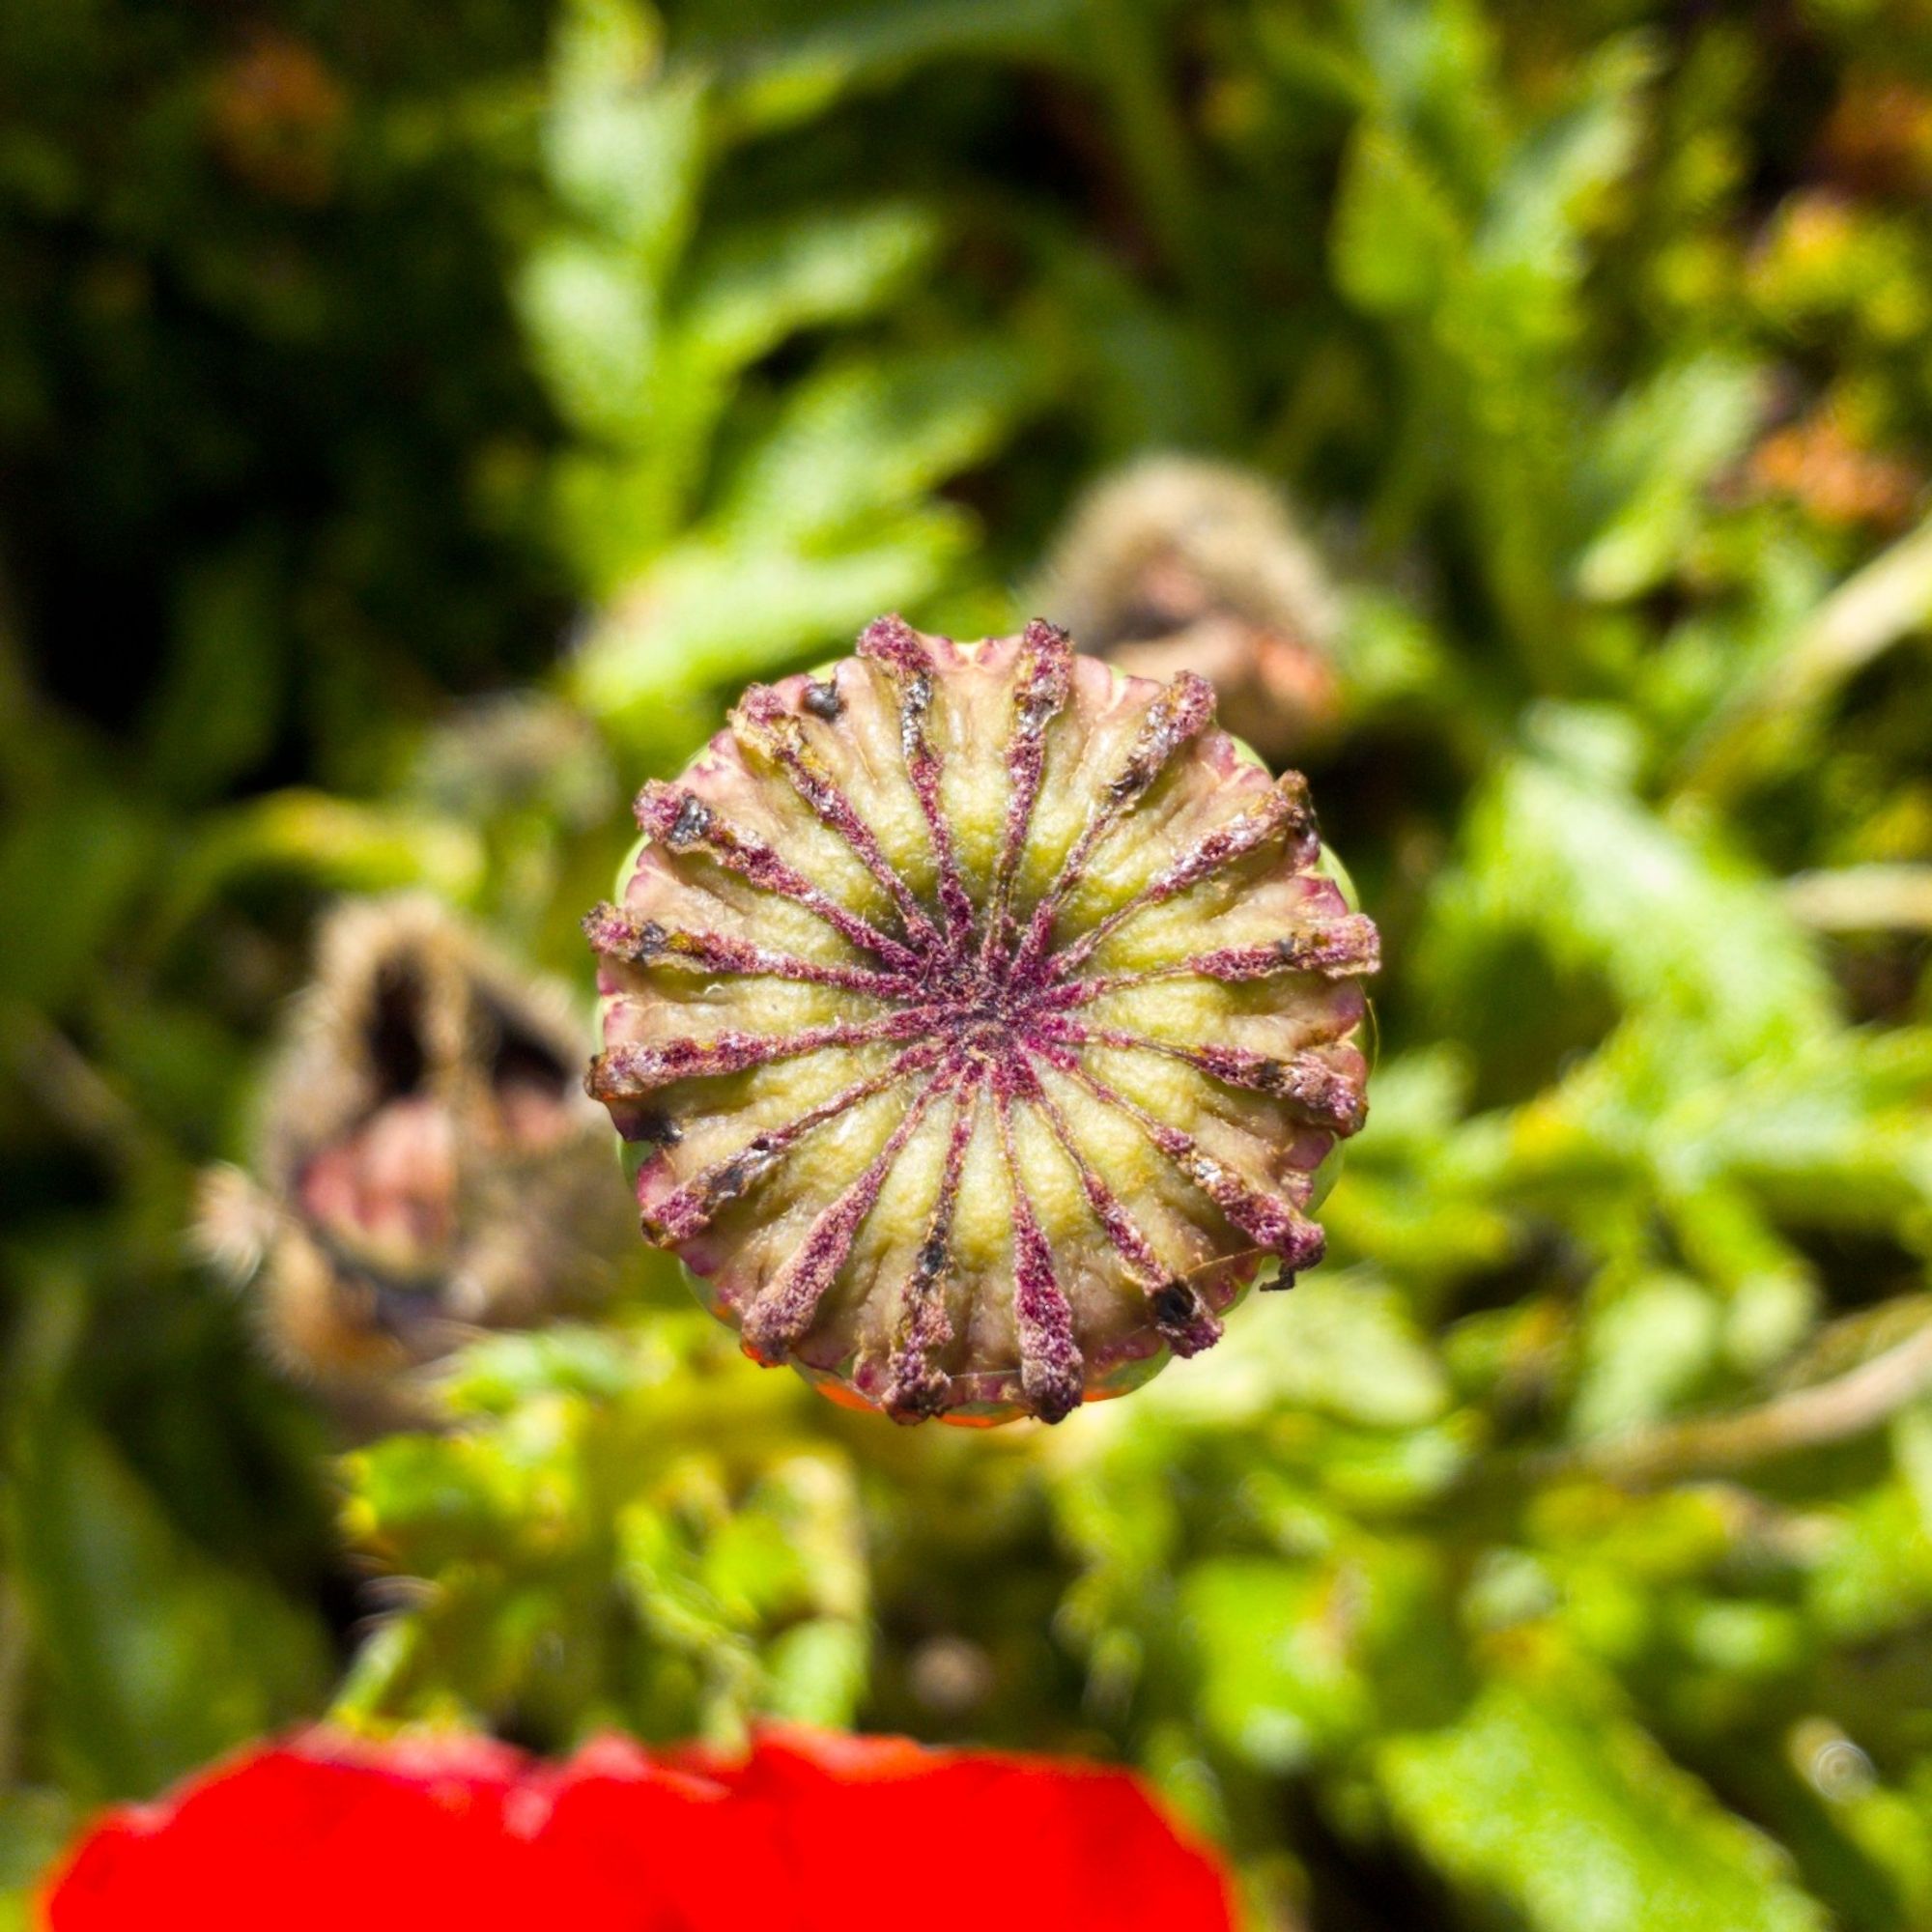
[[1034, 456, 1344, 762], [197, 895, 628, 1423], [585, 616, 1377, 1426]]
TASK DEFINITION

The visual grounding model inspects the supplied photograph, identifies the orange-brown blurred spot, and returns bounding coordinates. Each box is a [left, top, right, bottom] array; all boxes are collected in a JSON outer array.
[[206, 32, 347, 206], [1747, 408, 1922, 532], [1819, 69, 1932, 197]]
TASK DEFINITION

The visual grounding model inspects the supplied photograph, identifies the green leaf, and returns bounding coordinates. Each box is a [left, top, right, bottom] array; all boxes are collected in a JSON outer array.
[[0, 1788, 70, 1904], [1332, 123, 1463, 315], [1679, 510, 1932, 800], [1143, 1269, 1451, 1431], [696, 0, 1081, 134], [1577, 356, 1767, 603], [680, 203, 942, 374], [763, 1618, 867, 1727], [571, 515, 972, 729], [1472, 34, 1656, 349], [0, 787, 149, 1009], [1806, 1473, 1932, 1644], [717, 342, 1039, 543], [142, 539, 286, 804], [160, 794, 485, 937], [1569, 1274, 1722, 1440], [10, 1422, 328, 1803], [518, 236, 666, 442], [1184, 1541, 1437, 1771], [1427, 750, 1836, 1068], [1378, 1680, 1826, 1932], [545, 54, 705, 271]]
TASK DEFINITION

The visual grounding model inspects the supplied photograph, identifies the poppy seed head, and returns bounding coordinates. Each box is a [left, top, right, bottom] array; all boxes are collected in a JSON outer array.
[[586, 616, 1377, 1424]]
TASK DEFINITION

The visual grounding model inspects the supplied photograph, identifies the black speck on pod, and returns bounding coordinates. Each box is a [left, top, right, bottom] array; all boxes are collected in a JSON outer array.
[[803, 677, 845, 722]]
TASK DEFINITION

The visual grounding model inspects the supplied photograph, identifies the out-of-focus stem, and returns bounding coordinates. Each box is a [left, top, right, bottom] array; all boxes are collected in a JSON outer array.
[[1081, 0, 1213, 304], [1784, 865, 1932, 932], [1678, 512, 1932, 802], [0, 1001, 154, 1173], [1574, 1318, 1932, 1484], [0, 1575, 25, 1784]]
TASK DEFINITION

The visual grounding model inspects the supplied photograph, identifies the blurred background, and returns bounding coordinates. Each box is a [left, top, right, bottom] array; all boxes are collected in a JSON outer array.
[[3, 0, 1932, 1924]]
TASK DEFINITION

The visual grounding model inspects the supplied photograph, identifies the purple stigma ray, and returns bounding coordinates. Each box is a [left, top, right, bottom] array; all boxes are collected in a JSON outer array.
[[1054, 1023, 1369, 1134], [732, 685, 945, 952], [583, 903, 911, 999], [1047, 914, 1381, 1008], [1010, 671, 1217, 978], [739, 1066, 958, 1364], [1027, 1077, 1222, 1355], [1175, 914, 1380, 982], [1049, 781, 1305, 983], [978, 619, 1074, 974], [880, 1069, 982, 1420], [639, 1039, 948, 1243], [586, 1009, 927, 1099], [1052, 1052, 1325, 1275], [635, 781, 923, 975], [857, 616, 977, 951], [994, 1080, 1085, 1423]]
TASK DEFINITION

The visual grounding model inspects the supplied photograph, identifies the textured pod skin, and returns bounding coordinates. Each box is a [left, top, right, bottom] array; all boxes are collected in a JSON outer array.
[[586, 617, 1378, 1425]]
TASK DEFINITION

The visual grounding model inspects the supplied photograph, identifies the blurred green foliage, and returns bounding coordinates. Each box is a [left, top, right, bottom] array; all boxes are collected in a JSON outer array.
[[4, 0, 1932, 1926]]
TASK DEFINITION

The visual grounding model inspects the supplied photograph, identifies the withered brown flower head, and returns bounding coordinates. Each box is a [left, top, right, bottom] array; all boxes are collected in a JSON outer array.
[[585, 617, 1378, 1426], [1035, 457, 1344, 763], [198, 896, 626, 1423]]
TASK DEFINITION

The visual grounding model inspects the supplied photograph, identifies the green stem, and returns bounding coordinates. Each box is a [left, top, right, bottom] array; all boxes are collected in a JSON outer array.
[[1081, 0, 1214, 308], [1677, 511, 1932, 802], [1562, 1315, 1932, 1485]]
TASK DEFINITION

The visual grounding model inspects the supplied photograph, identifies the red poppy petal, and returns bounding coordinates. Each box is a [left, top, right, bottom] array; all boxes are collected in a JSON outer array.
[[43, 1738, 529, 1932], [41, 1725, 1236, 1932], [681, 1728, 1236, 1932]]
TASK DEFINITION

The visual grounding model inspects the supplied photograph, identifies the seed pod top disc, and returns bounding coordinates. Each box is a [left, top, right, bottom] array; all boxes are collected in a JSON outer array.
[[585, 615, 1378, 1425]]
